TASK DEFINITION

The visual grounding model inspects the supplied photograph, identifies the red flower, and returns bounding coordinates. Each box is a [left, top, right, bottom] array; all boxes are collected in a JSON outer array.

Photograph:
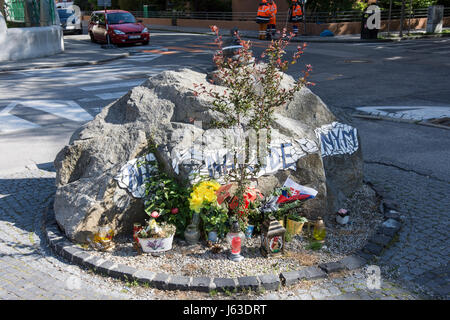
[[229, 187, 263, 216], [171, 208, 179, 215], [216, 184, 232, 205], [151, 211, 159, 218]]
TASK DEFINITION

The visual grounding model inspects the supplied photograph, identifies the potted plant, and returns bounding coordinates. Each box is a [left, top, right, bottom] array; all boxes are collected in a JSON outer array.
[[336, 208, 350, 225], [260, 187, 296, 227], [228, 186, 264, 233], [286, 213, 308, 235], [200, 204, 229, 241], [189, 180, 230, 241], [143, 162, 191, 238], [136, 215, 177, 253]]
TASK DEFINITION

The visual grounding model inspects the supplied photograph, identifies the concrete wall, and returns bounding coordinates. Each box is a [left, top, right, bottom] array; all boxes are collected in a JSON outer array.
[[0, 14, 64, 62]]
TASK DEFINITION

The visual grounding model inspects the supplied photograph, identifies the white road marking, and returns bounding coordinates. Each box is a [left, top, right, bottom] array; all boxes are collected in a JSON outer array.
[[78, 97, 101, 103], [384, 56, 403, 60], [0, 100, 94, 134], [95, 91, 128, 100], [0, 113, 41, 133], [4, 100, 93, 122], [79, 79, 145, 91], [125, 54, 162, 62], [64, 76, 122, 85]]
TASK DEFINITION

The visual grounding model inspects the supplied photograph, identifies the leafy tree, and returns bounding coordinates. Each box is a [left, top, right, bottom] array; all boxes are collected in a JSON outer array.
[[189, 0, 231, 12], [377, 0, 439, 9], [117, 0, 141, 11], [307, 0, 356, 13], [74, 0, 120, 11], [436, 0, 450, 6]]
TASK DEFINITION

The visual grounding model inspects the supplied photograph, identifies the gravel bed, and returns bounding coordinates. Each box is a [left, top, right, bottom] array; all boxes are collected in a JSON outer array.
[[86, 183, 382, 278]]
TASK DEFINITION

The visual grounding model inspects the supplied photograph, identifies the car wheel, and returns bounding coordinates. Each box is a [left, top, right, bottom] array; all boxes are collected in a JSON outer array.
[[142, 40, 149, 45], [89, 32, 96, 43], [77, 28, 83, 35]]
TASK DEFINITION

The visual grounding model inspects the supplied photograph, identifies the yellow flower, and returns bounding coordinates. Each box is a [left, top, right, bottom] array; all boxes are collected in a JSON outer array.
[[189, 194, 203, 213], [204, 180, 220, 191], [189, 180, 220, 212], [203, 190, 217, 203]]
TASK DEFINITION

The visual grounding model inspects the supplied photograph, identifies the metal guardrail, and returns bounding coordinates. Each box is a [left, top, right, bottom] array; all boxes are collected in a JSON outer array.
[[117, 7, 449, 24], [3, 0, 56, 26], [4, 0, 25, 22]]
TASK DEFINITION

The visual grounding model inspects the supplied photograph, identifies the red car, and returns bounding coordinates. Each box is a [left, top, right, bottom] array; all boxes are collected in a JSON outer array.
[[88, 10, 149, 45]]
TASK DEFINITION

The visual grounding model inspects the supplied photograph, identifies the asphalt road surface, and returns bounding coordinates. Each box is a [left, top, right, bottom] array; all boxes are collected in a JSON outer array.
[[1, 31, 449, 177]]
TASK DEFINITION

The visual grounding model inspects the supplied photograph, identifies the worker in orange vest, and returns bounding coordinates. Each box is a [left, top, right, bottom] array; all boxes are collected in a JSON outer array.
[[267, 0, 277, 40], [289, 0, 303, 36], [256, 0, 271, 40]]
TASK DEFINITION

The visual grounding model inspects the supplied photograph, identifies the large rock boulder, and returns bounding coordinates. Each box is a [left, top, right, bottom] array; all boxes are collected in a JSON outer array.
[[54, 68, 363, 243]]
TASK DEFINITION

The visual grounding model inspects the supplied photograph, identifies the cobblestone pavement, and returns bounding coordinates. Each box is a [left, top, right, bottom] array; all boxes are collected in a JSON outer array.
[[364, 163, 450, 299], [0, 168, 135, 300], [0, 166, 428, 300]]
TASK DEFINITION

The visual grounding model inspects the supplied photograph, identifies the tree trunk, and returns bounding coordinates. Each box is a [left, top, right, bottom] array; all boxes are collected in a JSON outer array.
[[387, 0, 393, 36], [399, 0, 405, 37], [0, 0, 6, 19]]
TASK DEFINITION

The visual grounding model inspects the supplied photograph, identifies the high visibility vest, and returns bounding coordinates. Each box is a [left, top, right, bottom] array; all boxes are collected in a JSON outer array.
[[268, 2, 277, 25], [290, 2, 303, 22], [256, 1, 271, 23]]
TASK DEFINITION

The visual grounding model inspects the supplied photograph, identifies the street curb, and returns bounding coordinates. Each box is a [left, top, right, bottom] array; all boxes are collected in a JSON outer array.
[[352, 113, 450, 130], [384, 32, 450, 41], [0, 52, 130, 73], [44, 198, 403, 293]]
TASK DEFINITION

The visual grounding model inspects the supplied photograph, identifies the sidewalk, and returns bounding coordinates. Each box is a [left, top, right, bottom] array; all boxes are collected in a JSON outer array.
[[0, 35, 130, 73]]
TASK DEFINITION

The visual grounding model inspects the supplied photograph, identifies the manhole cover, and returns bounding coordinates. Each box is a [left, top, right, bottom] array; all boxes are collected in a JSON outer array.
[[343, 59, 372, 63]]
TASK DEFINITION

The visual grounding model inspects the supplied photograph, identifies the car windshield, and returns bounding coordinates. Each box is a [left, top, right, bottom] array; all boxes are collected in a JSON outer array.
[[107, 12, 136, 24], [58, 9, 74, 19]]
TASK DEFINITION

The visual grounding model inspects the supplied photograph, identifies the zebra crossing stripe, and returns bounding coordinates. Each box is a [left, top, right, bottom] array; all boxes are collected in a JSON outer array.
[[79, 80, 145, 91], [95, 92, 128, 100], [0, 112, 40, 133], [0, 100, 94, 134]]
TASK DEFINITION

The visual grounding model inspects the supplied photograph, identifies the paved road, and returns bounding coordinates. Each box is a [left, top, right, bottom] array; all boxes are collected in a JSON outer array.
[[0, 32, 448, 299]]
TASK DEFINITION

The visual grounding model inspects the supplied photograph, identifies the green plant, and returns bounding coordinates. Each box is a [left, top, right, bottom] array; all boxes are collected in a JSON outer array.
[[143, 161, 191, 237], [209, 289, 218, 297], [199, 203, 230, 239], [285, 230, 293, 243], [247, 200, 264, 234], [307, 240, 323, 251], [195, 26, 312, 226], [188, 179, 230, 239], [287, 213, 308, 224]]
